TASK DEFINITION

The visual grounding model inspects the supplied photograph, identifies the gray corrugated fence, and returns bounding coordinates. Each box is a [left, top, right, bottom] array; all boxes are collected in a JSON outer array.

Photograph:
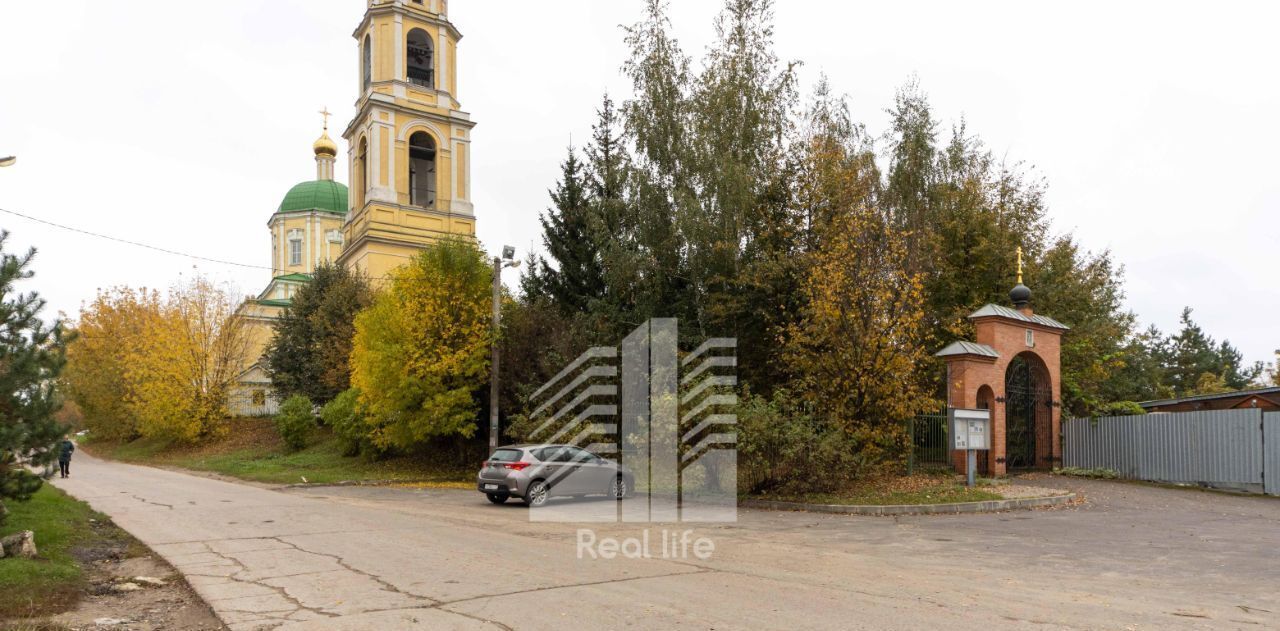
[[1064, 409, 1269, 494], [1266, 412, 1280, 496]]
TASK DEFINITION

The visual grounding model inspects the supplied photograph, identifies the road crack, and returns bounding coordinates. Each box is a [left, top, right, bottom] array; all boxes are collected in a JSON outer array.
[[196, 544, 341, 622], [131, 494, 174, 509], [268, 536, 439, 604]]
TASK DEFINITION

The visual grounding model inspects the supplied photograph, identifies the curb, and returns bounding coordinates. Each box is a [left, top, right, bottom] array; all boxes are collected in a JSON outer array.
[[279, 479, 473, 490], [741, 492, 1077, 516]]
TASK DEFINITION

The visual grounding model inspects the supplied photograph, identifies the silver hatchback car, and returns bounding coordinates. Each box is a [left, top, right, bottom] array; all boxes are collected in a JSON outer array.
[[477, 444, 634, 507]]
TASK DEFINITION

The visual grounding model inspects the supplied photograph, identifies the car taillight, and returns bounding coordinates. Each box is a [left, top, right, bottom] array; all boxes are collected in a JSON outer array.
[[504, 462, 531, 471], [482, 461, 490, 469]]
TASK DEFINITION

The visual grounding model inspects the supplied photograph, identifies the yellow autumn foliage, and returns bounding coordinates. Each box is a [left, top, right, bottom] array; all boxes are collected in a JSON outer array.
[[350, 238, 492, 451], [784, 137, 938, 466], [63, 287, 160, 441], [65, 277, 252, 443]]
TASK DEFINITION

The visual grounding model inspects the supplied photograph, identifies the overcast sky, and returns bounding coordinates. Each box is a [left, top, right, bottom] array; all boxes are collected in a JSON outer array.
[[0, 0, 1277, 366]]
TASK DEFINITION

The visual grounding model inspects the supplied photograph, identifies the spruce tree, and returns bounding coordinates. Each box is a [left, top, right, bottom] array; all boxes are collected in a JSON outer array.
[[584, 94, 628, 207], [0, 231, 66, 524], [537, 146, 603, 314]]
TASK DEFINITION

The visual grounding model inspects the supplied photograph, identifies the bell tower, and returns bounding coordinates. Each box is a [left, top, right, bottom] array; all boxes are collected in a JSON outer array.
[[338, 0, 476, 280]]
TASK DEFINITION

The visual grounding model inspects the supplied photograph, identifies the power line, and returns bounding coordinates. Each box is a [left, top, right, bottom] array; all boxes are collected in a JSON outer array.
[[0, 207, 273, 271], [0, 206, 510, 285]]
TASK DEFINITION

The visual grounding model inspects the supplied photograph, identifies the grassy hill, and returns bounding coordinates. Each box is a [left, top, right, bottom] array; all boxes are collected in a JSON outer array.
[[86, 418, 473, 487]]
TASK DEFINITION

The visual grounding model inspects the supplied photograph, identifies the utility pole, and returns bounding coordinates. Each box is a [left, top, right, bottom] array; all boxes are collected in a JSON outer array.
[[489, 246, 519, 452]]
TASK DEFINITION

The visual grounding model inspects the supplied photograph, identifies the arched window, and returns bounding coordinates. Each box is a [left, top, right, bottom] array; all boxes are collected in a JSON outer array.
[[408, 131, 436, 208], [362, 35, 372, 90], [406, 28, 434, 89], [355, 137, 368, 208]]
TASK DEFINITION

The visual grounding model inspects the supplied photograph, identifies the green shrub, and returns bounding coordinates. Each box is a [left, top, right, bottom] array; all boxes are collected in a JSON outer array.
[[274, 395, 315, 451], [1095, 401, 1146, 417], [320, 389, 374, 457], [738, 388, 907, 495]]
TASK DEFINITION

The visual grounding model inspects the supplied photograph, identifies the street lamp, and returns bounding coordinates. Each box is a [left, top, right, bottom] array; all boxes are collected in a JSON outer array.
[[0, 156, 15, 167], [490, 246, 520, 451]]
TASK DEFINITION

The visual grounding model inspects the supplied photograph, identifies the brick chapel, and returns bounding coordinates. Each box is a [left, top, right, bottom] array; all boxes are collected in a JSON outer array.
[[935, 251, 1070, 477]]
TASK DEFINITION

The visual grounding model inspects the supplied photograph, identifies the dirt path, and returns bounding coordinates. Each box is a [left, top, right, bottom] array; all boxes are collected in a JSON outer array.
[[2, 509, 222, 631], [46, 549, 222, 630]]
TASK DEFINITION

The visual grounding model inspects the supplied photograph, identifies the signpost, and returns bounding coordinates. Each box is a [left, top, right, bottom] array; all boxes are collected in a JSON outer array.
[[950, 408, 991, 488]]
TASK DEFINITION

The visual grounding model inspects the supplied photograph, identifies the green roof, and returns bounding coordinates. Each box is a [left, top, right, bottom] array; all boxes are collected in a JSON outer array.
[[274, 273, 313, 283], [278, 180, 348, 215]]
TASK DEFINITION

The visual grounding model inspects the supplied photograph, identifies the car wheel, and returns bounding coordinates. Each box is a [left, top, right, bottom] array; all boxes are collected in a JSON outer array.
[[608, 475, 629, 501], [524, 480, 550, 508], [486, 493, 509, 505]]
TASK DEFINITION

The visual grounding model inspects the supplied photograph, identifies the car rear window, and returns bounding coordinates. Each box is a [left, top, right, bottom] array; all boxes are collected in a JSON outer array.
[[488, 449, 524, 462]]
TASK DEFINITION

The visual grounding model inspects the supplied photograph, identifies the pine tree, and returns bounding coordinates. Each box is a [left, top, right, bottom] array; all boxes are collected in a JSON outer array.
[[1106, 325, 1171, 403], [1214, 339, 1259, 390], [1165, 308, 1224, 396], [0, 232, 67, 524]]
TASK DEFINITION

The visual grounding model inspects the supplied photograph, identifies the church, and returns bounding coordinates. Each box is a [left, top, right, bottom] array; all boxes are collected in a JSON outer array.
[[232, 0, 478, 416]]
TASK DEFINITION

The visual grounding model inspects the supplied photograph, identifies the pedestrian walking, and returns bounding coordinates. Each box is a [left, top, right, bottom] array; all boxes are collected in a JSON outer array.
[[58, 437, 75, 478]]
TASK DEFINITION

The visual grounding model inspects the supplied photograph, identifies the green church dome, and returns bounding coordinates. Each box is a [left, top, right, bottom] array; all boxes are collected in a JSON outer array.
[[278, 180, 349, 215]]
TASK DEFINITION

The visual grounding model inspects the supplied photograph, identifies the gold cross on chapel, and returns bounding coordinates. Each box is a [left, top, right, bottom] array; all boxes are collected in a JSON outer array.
[[319, 107, 332, 131], [1016, 246, 1024, 285]]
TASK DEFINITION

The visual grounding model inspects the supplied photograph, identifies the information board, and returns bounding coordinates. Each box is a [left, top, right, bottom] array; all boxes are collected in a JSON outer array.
[[950, 408, 991, 451]]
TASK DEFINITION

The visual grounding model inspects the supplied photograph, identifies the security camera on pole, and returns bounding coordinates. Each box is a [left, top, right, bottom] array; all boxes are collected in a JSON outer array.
[[490, 246, 520, 450]]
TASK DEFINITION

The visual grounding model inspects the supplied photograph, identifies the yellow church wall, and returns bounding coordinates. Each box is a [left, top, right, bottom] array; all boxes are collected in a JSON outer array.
[[243, 317, 274, 373], [378, 22, 394, 80], [235, 300, 283, 376], [338, 0, 475, 287], [269, 212, 345, 276], [235, 0, 475, 400], [379, 126, 390, 189], [390, 117, 458, 207], [456, 142, 466, 199], [448, 39, 457, 94], [361, 5, 461, 100]]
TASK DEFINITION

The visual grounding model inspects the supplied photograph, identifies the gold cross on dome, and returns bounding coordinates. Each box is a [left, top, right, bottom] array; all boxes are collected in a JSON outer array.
[[1016, 246, 1024, 284], [319, 107, 332, 131]]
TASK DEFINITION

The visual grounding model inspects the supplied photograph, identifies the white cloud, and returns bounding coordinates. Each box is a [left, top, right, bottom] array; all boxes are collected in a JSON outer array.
[[0, 0, 1276, 365]]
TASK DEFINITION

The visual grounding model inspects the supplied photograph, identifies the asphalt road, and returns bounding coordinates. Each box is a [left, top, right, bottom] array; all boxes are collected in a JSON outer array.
[[53, 452, 1280, 630]]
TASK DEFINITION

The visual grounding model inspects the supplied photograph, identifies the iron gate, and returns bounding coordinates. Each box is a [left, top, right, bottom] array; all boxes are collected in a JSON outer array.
[[1003, 355, 1050, 470]]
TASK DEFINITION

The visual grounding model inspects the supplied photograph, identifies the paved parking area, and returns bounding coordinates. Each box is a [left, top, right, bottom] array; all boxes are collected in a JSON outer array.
[[56, 455, 1280, 630]]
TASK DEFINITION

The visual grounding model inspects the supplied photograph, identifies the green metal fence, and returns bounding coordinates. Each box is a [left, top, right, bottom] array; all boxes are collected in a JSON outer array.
[[907, 409, 952, 474]]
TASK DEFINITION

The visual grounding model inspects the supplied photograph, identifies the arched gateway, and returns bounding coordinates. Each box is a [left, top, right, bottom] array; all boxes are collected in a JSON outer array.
[[934, 256, 1069, 477]]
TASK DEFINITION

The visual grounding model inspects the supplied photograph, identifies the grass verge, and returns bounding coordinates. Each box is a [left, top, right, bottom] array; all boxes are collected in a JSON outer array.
[[752, 473, 1003, 506], [86, 418, 473, 487], [0, 485, 131, 619], [1053, 466, 1120, 480]]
